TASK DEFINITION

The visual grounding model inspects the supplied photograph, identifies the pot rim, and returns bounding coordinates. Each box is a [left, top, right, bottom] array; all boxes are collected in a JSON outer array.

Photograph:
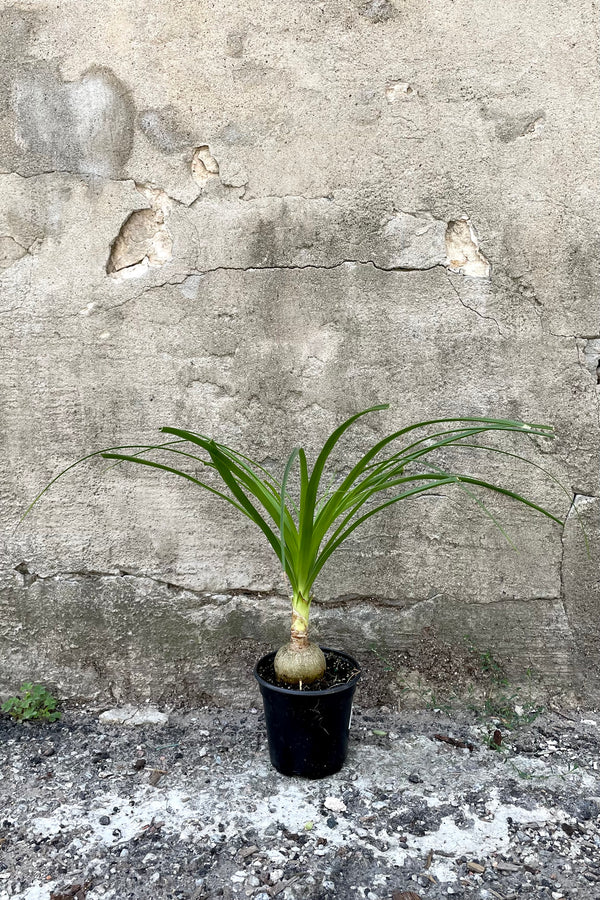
[[253, 646, 361, 697]]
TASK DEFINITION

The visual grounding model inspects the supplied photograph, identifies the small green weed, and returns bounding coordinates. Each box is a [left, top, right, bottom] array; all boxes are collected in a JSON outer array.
[[369, 644, 395, 672], [1, 683, 60, 723], [464, 636, 544, 732], [478, 686, 544, 731], [482, 693, 520, 724], [465, 636, 509, 686], [507, 760, 547, 780], [426, 690, 456, 714], [510, 759, 582, 782]]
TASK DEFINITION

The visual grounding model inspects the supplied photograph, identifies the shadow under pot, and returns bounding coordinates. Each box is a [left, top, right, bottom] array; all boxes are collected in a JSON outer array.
[[254, 647, 361, 778]]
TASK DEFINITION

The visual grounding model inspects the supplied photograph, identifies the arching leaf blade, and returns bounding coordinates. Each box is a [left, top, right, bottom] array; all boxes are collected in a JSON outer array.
[[280, 448, 300, 571], [100, 452, 246, 513]]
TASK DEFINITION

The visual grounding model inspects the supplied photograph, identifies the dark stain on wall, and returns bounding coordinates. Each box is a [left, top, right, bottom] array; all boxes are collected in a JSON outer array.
[[6, 64, 135, 177]]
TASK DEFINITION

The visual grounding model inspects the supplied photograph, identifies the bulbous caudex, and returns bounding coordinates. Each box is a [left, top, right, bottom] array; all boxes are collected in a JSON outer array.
[[274, 593, 326, 685]]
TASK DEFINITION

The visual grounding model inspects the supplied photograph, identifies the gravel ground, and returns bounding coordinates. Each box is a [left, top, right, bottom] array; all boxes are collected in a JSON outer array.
[[1, 704, 599, 900]]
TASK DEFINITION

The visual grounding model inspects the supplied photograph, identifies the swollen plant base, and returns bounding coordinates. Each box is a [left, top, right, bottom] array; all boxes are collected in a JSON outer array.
[[254, 648, 361, 778], [273, 638, 326, 685]]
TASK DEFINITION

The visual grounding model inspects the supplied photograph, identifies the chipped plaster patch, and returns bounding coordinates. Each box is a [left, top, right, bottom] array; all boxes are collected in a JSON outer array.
[[191, 145, 220, 186], [445, 217, 491, 278], [106, 183, 173, 279], [385, 81, 413, 102], [177, 273, 203, 299], [360, 0, 397, 23], [381, 211, 491, 277], [573, 494, 598, 514]]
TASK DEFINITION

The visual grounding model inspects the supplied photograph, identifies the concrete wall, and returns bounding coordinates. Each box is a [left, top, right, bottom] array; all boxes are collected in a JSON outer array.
[[1, 0, 599, 705]]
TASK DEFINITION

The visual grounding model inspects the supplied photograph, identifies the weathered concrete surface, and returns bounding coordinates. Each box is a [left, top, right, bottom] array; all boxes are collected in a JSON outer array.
[[1, 707, 600, 899], [1, 0, 599, 704]]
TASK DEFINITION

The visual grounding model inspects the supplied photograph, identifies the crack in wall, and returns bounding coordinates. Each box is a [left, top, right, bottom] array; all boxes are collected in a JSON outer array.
[[2, 168, 494, 294], [12, 565, 566, 612], [187, 259, 444, 276], [321, 592, 565, 610], [0, 233, 34, 272], [443, 271, 503, 336], [12, 563, 288, 603], [11, 564, 409, 609], [100, 154, 493, 283], [105, 221, 492, 282], [2, 170, 139, 187], [106, 263, 502, 338]]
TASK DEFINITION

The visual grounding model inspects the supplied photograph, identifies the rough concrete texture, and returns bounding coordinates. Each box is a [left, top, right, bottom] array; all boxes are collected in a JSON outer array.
[[1, 1, 599, 704]]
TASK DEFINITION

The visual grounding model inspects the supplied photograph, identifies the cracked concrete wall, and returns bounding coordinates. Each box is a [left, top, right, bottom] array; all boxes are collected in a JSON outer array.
[[1, 0, 599, 706]]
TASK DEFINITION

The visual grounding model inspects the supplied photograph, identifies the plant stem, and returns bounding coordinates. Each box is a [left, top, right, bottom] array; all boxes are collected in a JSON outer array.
[[291, 592, 311, 648]]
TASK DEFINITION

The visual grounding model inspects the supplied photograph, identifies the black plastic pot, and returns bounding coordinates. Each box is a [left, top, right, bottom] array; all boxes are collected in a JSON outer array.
[[254, 647, 361, 778]]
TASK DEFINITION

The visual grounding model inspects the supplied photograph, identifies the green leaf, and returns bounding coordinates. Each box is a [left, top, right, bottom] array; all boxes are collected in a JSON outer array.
[[101, 452, 247, 513], [280, 448, 300, 571], [2, 683, 60, 723], [23, 407, 574, 632], [298, 405, 389, 591]]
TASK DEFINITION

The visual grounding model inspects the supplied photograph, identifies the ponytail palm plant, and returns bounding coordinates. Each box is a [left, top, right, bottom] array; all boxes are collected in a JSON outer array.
[[26, 405, 567, 685]]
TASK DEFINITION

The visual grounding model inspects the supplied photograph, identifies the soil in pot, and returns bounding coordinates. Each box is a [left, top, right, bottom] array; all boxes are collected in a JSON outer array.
[[254, 647, 361, 779]]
